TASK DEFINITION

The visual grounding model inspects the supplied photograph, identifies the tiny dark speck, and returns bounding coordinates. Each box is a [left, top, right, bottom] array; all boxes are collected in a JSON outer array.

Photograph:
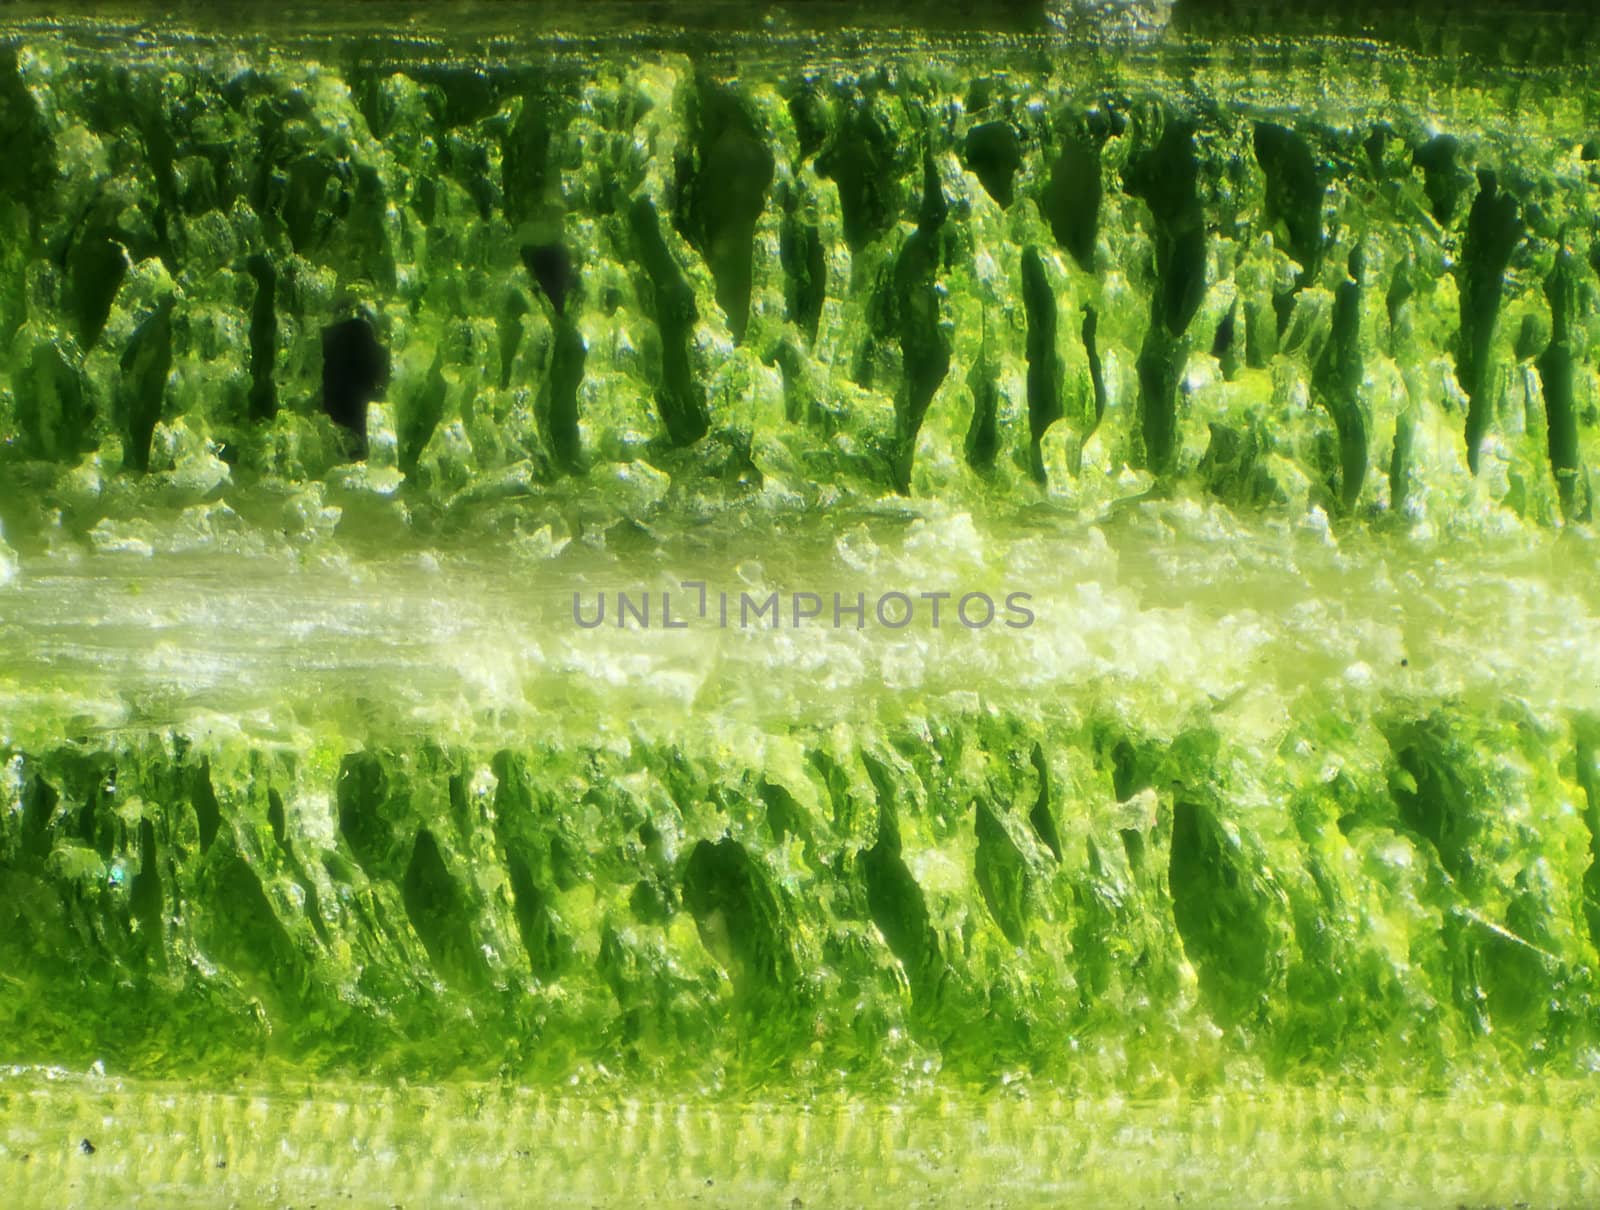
[[1401, 658, 1409, 666], [80, 1139, 95, 1155], [216, 1159, 227, 1169], [705, 1178, 714, 1186]]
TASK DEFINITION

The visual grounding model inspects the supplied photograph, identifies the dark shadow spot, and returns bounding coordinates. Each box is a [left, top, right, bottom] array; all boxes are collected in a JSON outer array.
[[321, 315, 388, 459], [1119, 827, 1145, 871], [1538, 250, 1586, 520], [521, 243, 575, 318], [975, 800, 1030, 945], [403, 828, 485, 989], [964, 120, 1021, 208], [67, 230, 127, 350], [1412, 134, 1469, 226], [509, 854, 570, 977], [336, 752, 392, 873], [1028, 744, 1063, 861], [779, 184, 826, 342], [1083, 303, 1108, 423], [1043, 135, 1101, 272], [629, 197, 710, 445], [964, 354, 1000, 472], [1169, 800, 1273, 1027], [1021, 247, 1062, 482], [890, 148, 951, 493], [267, 788, 287, 850], [816, 100, 903, 253], [1457, 172, 1522, 473], [675, 77, 773, 344], [191, 761, 221, 855], [682, 837, 793, 1002], [120, 301, 175, 473]]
